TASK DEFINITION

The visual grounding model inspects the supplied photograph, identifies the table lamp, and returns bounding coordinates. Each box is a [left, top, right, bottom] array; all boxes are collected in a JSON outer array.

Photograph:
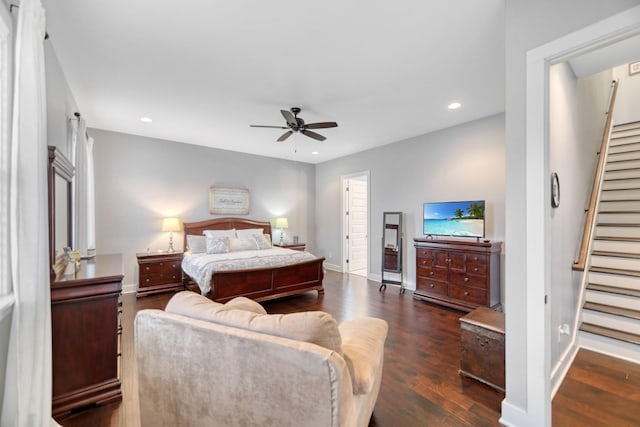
[[275, 217, 288, 245], [162, 217, 181, 253]]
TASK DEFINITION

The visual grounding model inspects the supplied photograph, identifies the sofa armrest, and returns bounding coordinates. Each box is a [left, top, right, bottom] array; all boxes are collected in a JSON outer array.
[[338, 317, 388, 395]]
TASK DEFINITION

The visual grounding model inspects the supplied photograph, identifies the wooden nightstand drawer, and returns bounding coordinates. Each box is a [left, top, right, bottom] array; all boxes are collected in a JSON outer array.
[[140, 261, 181, 274], [273, 243, 306, 251]]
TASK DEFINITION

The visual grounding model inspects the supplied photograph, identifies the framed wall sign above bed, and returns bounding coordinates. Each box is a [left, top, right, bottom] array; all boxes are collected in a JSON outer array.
[[209, 187, 250, 215]]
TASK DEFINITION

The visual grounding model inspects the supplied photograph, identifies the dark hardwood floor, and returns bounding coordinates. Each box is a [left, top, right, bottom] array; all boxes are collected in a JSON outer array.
[[56, 270, 639, 426], [552, 348, 640, 426]]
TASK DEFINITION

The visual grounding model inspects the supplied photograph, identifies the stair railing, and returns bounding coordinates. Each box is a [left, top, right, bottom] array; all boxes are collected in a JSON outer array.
[[573, 79, 618, 271]]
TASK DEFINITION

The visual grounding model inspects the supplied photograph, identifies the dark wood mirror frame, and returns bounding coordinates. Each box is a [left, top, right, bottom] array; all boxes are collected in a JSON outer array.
[[380, 211, 404, 293], [48, 146, 74, 281]]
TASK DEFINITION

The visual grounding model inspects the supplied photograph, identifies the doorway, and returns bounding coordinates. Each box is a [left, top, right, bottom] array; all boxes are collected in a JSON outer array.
[[341, 172, 369, 277]]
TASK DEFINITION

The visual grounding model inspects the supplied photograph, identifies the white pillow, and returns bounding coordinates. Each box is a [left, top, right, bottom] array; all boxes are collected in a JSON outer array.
[[203, 229, 236, 239], [205, 236, 230, 254], [236, 228, 264, 239], [186, 235, 206, 253], [229, 237, 257, 252], [251, 233, 271, 250]]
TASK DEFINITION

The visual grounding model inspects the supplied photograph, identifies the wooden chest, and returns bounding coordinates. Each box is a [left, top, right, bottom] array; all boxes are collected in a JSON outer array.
[[459, 306, 505, 391]]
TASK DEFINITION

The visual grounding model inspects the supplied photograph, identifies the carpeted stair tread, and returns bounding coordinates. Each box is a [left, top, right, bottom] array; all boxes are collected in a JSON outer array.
[[596, 223, 640, 228], [594, 236, 640, 243], [591, 250, 640, 259], [583, 302, 640, 320], [590, 266, 640, 277]]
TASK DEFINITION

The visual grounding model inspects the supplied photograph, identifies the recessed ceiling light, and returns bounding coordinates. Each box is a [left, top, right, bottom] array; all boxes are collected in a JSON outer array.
[[311, 151, 319, 155], [140, 117, 153, 123], [447, 102, 462, 110]]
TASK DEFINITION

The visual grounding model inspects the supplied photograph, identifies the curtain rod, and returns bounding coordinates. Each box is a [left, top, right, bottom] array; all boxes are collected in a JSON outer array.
[[9, 4, 49, 40]]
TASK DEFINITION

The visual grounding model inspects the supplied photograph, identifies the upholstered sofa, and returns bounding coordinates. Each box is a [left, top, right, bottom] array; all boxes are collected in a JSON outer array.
[[135, 291, 388, 427]]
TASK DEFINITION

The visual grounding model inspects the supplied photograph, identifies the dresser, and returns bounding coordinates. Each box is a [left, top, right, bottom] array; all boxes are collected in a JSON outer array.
[[136, 252, 184, 297], [413, 238, 501, 312], [51, 254, 123, 419], [459, 307, 505, 391]]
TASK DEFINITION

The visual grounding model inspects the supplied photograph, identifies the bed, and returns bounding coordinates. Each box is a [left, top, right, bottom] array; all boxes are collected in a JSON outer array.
[[181, 217, 325, 302]]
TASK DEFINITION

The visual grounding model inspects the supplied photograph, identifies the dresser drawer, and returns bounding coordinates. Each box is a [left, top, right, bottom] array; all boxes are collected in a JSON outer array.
[[416, 278, 448, 296], [417, 266, 447, 281], [416, 257, 433, 268], [465, 263, 487, 276], [448, 284, 487, 305], [450, 271, 487, 288], [466, 254, 487, 265], [416, 248, 433, 258]]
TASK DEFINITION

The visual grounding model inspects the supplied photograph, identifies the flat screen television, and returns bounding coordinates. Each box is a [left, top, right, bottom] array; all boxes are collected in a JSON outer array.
[[423, 200, 485, 238]]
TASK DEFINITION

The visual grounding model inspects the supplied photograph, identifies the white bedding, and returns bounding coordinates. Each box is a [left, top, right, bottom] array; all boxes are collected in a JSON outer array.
[[182, 248, 319, 295]]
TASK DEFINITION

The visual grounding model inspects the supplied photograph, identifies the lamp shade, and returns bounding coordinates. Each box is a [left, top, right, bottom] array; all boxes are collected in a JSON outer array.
[[275, 217, 289, 229], [162, 217, 181, 232]]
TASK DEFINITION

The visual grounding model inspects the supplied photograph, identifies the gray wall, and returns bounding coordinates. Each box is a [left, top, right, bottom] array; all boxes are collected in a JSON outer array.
[[91, 129, 316, 289], [315, 113, 505, 292], [503, 1, 640, 425], [613, 63, 640, 125], [549, 65, 612, 369]]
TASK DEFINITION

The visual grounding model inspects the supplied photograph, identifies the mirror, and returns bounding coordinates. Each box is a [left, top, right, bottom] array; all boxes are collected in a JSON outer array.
[[380, 212, 404, 292], [48, 146, 74, 280]]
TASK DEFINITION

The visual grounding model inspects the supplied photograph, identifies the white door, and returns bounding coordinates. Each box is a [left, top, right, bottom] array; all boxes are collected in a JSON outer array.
[[345, 177, 368, 276]]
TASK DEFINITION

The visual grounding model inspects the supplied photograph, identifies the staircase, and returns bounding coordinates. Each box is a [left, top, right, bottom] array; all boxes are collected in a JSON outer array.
[[579, 121, 640, 357]]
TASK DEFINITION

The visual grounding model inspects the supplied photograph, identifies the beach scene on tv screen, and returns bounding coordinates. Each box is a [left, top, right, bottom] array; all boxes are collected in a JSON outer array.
[[423, 201, 485, 237]]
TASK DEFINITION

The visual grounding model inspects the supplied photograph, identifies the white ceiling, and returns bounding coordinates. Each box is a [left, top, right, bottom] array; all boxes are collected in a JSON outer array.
[[42, 0, 505, 164]]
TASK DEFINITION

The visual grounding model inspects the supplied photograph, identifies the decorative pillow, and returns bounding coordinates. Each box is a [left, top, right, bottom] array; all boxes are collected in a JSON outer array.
[[205, 236, 230, 254], [229, 237, 257, 252], [186, 235, 206, 253], [235, 228, 264, 239], [251, 233, 271, 250], [203, 229, 236, 239]]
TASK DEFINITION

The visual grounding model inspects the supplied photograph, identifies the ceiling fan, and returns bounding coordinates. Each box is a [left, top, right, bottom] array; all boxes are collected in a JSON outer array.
[[250, 107, 338, 142]]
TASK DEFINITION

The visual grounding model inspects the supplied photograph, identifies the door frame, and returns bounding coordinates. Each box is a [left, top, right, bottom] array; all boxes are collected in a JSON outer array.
[[341, 171, 370, 275]]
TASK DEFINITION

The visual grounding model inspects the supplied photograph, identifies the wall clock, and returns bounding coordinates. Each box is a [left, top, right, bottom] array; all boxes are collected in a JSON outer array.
[[551, 172, 560, 208]]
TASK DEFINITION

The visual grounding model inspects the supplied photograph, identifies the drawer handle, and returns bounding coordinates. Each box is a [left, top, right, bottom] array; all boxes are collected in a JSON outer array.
[[429, 284, 435, 288], [473, 257, 478, 261], [464, 277, 469, 282], [422, 260, 427, 265], [146, 279, 150, 283], [473, 268, 479, 272], [464, 291, 469, 296], [172, 264, 177, 268], [172, 275, 177, 280], [159, 262, 164, 266], [145, 266, 150, 271], [429, 271, 434, 276]]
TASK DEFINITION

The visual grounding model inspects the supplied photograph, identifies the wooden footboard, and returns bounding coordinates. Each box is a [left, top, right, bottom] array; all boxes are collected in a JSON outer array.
[[183, 257, 325, 303]]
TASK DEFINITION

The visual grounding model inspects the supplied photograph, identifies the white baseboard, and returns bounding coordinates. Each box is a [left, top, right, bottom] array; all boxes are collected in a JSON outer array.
[[324, 263, 342, 272], [500, 400, 532, 427], [551, 342, 579, 397], [122, 283, 137, 294]]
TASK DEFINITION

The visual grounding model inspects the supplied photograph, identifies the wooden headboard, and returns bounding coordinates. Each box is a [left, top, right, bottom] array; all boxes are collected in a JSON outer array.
[[182, 217, 272, 247]]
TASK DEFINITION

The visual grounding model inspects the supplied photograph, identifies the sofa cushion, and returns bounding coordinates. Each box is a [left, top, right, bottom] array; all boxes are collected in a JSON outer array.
[[165, 291, 342, 355], [165, 291, 267, 316]]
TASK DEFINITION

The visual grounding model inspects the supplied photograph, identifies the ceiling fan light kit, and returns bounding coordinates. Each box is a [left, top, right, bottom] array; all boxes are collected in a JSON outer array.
[[250, 107, 338, 142]]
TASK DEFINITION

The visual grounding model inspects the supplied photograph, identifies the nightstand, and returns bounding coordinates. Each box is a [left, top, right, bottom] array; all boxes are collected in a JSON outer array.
[[459, 306, 505, 391], [136, 252, 184, 297], [273, 242, 306, 251]]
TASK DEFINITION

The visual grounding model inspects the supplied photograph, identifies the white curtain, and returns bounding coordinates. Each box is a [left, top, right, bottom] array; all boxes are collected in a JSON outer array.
[[71, 116, 95, 257], [0, 3, 12, 298], [1, 0, 59, 425]]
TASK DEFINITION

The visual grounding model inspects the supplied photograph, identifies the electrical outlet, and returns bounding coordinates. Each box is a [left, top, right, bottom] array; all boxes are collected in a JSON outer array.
[[557, 324, 570, 342]]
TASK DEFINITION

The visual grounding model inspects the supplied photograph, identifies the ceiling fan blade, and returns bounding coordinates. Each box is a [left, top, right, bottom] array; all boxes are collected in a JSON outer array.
[[281, 110, 297, 127], [250, 125, 288, 129], [277, 131, 293, 142], [304, 121, 338, 129], [301, 130, 326, 141]]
